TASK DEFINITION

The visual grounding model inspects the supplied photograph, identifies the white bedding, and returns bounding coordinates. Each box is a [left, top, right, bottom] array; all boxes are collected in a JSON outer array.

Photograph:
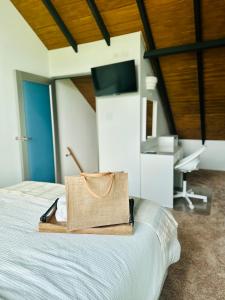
[[0, 182, 180, 300]]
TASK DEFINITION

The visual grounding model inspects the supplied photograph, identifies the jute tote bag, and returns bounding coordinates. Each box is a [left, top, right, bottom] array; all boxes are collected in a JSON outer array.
[[66, 172, 129, 230]]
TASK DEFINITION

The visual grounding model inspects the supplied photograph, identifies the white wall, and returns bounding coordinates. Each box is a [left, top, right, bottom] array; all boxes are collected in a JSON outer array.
[[181, 139, 225, 171], [49, 32, 141, 77], [0, 0, 49, 187], [139, 35, 170, 137], [56, 79, 98, 182]]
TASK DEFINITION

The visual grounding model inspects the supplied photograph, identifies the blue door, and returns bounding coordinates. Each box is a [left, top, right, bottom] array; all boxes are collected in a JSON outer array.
[[23, 81, 55, 182]]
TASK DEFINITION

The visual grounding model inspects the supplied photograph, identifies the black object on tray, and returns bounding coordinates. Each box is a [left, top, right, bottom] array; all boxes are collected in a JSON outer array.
[[40, 198, 59, 223], [129, 198, 134, 225]]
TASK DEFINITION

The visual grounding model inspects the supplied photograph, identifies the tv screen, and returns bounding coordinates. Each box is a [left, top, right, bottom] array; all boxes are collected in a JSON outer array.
[[91, 60, 137, 96]]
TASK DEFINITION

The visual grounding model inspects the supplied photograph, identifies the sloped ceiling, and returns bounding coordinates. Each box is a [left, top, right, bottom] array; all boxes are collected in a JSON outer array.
[[72, 76, 96, 111], [11, 0, 225, 140]]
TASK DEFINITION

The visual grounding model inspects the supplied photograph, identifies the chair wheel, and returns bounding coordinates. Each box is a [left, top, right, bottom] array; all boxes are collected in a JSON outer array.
[[189, 204, 194, 210]]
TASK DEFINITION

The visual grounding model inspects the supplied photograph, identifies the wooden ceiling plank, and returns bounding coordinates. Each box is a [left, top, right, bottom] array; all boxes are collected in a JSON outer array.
[[95, 1, 134, 13], [51, 1, 103, 44], [72, 76, 96, 111], [11, 0, 69, 49], [202, 0, 225, 40], [37, 25, 69, 49], [42, 0, 78, 52], [144, 0, 195, 48], [99, 3, 142, 37]]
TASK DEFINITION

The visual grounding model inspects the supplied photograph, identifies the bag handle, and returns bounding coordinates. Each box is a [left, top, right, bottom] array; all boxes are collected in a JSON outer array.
[[80, 172, 112, 178], [81, 172, 114, 199]]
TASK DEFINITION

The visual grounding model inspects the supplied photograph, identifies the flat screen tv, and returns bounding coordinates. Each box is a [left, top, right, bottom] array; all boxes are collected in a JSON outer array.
[[91, 60, 137, 96]]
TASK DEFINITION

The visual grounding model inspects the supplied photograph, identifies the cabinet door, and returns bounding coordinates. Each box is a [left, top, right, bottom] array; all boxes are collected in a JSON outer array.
[[141, 154, 174, 208]]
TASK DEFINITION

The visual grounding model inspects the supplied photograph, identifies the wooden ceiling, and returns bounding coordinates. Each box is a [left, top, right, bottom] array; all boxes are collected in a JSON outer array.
[[72, 76, 96, 110], [11, 0, 225, 140]]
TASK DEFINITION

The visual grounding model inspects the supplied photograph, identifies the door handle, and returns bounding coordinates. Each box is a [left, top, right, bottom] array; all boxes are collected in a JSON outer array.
[[15, 136, 32, 141]]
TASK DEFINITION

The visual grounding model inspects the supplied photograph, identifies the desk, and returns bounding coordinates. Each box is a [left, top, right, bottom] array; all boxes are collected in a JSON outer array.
[[140, 146, 183, 208]]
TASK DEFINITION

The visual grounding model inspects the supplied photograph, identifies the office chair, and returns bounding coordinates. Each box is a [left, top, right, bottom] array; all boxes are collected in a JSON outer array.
[[174, 146, 207, 209]]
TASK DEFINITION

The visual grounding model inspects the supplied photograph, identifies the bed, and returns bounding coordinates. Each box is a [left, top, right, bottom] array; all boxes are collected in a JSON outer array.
[[0, 181, 180, 300]]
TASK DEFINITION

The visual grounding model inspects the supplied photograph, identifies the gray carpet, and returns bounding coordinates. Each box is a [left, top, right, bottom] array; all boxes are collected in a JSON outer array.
[[160, 170, 225, 300]]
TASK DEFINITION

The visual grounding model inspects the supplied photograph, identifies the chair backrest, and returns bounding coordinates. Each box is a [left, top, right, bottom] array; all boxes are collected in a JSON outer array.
[[175, 146, 206, 173]]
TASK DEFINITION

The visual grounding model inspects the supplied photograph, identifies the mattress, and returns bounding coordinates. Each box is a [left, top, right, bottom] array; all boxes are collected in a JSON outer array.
[[0, 181, 180, 300]]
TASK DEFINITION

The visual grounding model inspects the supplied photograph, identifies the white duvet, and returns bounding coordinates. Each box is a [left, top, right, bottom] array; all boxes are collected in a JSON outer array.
[[0, 182, 180, 300]]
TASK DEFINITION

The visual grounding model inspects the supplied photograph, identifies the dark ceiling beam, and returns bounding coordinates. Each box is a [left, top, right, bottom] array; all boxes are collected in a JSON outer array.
[[136, 0, 177, 135], [194, 0, 206, 144], [42, 0, 78, 52], [87, 0, 110, 46], [194, 0, 202, 41], [144, 37, 225, 58]]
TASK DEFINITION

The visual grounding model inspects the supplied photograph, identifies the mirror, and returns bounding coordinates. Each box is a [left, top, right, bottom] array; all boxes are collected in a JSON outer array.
[[146, 100, 153, 138], [141, 97, 157, 141]]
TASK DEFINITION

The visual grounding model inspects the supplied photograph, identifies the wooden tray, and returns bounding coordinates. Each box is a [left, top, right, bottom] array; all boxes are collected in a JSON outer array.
[[39, 213, 133, 235]]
